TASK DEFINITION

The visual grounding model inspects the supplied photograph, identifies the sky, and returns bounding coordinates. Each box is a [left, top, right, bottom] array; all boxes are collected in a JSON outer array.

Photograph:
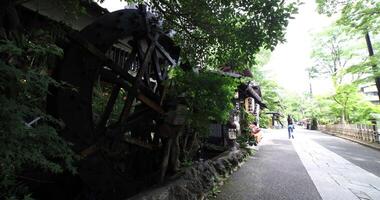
[[98, 1, 336, 95], [98, 1, 131, 11], [264, 1, 335, 95]]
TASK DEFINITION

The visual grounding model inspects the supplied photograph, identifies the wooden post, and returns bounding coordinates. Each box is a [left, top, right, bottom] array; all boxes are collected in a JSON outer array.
[[159, 138, 173, 183], [372, 119, 379, 143]]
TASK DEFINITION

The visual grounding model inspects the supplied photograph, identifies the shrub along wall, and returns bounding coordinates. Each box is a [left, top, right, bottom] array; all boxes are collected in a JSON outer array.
[[128, 148, 255, 200]]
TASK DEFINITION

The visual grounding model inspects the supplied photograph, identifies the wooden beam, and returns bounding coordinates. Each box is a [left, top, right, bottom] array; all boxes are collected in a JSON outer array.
[[137, 93, 165, 114], [124, 136, 161, 150], [68, 32, 135, 84]]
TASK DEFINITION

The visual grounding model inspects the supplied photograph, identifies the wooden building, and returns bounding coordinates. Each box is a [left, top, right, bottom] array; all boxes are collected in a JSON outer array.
[[208, 71, 266, 148]]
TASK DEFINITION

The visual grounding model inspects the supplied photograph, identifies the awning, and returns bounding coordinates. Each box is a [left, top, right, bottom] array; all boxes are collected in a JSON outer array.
[[240, 84, 267, 108]]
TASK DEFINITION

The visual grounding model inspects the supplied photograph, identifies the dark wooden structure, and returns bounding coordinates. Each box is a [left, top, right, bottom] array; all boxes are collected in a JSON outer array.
[[266, 111, 284, 128], [11, 2, 188, 198], [208, 72, 266, 148]]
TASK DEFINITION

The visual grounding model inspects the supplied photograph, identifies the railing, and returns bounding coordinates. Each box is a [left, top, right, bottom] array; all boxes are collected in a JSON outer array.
[[319, 124, 378, 143]]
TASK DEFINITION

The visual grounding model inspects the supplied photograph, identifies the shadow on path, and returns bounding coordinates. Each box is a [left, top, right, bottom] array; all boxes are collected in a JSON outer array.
[[216, 130, 322, 200]]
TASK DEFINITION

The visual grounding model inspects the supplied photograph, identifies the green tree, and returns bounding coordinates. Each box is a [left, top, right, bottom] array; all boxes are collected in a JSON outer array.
[[259, 80, 284, 128], [309, 24, 366, 85], [330, 83, 380, 123], [0, 32, 78, 200], [282, 93, 309, 121], [0, 1, 97, 199], [168, 68, 238, 134], [308, 83, 380, 124], [311, 96, 336, 124], [316, 0, 380, 98], [117, 0, 299, 70], [331, 84, 361, 123]]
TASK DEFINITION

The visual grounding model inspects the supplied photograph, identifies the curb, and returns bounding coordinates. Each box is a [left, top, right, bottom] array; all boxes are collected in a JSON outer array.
[[321, 131, 380, 151], [127, 148, 254, 200]]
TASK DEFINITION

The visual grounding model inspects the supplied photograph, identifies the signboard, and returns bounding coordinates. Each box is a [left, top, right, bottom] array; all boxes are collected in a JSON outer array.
[[245, 97, 255, 114]]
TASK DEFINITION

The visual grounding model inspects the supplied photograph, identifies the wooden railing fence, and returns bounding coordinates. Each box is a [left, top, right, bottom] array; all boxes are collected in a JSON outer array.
[[319, 124, 378, 143]]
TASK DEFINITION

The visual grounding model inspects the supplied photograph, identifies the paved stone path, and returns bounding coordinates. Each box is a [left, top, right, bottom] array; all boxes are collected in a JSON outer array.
[[217, 128, 380, 200]]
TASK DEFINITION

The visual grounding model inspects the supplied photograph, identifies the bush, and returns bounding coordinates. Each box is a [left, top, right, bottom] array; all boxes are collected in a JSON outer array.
[[0, 36, 77, 199], [168, 68, 238, 136]]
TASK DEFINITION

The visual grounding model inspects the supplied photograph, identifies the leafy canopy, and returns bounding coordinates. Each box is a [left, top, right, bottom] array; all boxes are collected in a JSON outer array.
[[308, 24, 368, 85], [316, 0, 380, 34], [115, 0, 299, 69], [168, 68, 238, 134], [0, 35, 77, 199]]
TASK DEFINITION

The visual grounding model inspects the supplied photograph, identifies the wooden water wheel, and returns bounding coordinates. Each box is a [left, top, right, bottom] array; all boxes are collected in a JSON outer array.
[[47, 5, 181, 199]]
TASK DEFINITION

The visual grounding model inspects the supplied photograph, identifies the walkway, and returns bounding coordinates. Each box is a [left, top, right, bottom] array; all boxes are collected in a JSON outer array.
[[217, 128, 380, 200]]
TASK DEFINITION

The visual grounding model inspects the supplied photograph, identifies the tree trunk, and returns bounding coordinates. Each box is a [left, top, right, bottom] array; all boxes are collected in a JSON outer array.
[[365, 33, 380, 102]]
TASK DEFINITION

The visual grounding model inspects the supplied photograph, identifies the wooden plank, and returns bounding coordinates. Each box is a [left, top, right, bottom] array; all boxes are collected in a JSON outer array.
[[124, 136, 161, 150], [95, 85, 121, 134], [69, 32, 135, 84], [156, 42, 177, 66], [80, 144, 98, 157], [137, 93, 165, 114]]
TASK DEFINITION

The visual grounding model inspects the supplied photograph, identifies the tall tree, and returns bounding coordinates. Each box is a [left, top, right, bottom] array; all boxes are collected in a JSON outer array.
[[309, 25, 357, 85], [307, 24, 365, 86], [316, 0, 380, 99]]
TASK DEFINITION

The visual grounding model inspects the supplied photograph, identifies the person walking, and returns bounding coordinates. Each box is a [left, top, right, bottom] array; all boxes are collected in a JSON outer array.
[[287, 115, 294, 139]]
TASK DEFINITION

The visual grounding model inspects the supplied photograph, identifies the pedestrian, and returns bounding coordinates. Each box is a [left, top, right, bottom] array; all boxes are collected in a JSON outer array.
[[287, 115, 294, 139]]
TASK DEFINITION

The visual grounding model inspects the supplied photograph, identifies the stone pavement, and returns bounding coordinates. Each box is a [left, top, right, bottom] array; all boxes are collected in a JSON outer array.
[[322, 132, 380, 152], [293, 133, 380, 200], [216, 129, 380, 200], [216, 129, 322, 200]]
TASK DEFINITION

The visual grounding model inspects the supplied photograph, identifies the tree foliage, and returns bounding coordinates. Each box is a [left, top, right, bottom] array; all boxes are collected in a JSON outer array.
[[168, 68, 238, 135], [331, 84, 361, 122], [338, 0, 379, 34], [0, 34, 77, 199], [283, 84, 380, 125], [329, 83, 380, 123], [316, 0, 380, 33], [308, 24, 368, 85], [315, 0, 380, 83], [118, 0, 299, 69]]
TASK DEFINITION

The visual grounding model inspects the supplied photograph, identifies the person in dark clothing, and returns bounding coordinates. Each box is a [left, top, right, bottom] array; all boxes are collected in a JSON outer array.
[[287, 115, 294, 139]]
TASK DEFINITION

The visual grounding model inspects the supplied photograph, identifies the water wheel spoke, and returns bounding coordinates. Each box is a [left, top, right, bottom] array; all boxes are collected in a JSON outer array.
[[156, 42, 177, 66], [136, 93, 164, 114], [135, 35, 159, 82], [153, 50, 163, 81], [95, 48, 140, 134], [95, 85, 120, 134], [69, 32, 136, 84], [117, 35, 161, 122], [122, 46, 138, 71]]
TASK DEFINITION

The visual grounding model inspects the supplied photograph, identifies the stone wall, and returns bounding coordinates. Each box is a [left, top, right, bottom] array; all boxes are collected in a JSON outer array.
[[128, 149, 254, 200]]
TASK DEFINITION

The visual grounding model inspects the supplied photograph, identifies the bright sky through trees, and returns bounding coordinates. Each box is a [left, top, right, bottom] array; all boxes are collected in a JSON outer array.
[[264, 1, 336, 95]]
